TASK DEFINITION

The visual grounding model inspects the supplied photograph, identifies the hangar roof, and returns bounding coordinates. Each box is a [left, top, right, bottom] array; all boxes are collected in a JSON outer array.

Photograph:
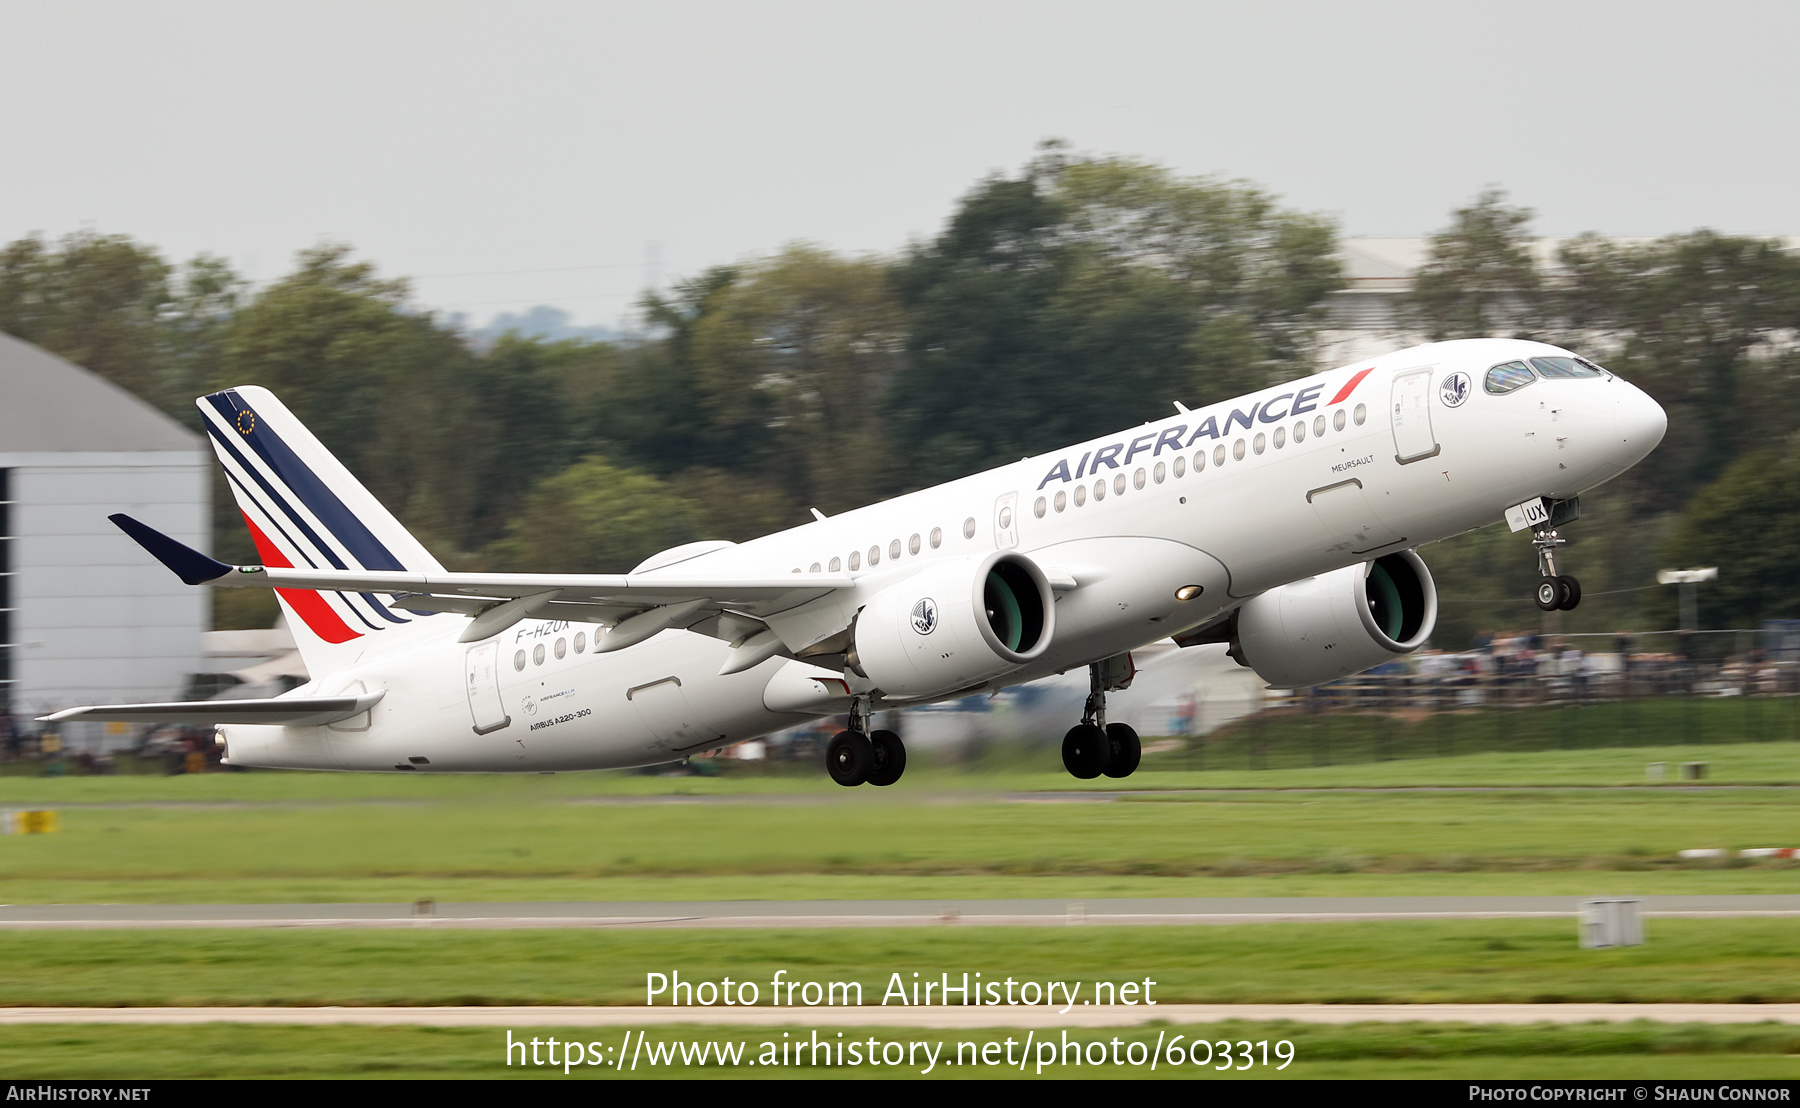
[[0, 330, 200, 453]]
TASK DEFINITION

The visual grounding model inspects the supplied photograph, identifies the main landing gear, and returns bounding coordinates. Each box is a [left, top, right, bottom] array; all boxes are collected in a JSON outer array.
[[1531, 528, 1582, 612], [825, 696, 906, 787], [1061, 657, 1142, 780]]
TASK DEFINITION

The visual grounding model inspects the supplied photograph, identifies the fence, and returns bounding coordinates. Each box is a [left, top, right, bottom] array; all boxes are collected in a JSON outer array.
[[1161, 628, 1800, 772]]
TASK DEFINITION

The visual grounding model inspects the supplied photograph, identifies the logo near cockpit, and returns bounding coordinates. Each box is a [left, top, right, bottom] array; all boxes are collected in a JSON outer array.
[[1440, 372, 1472, 408]]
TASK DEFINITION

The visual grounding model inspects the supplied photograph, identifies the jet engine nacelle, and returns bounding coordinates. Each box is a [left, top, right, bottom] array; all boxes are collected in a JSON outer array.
[[852, 551, 1055, 699], [1232, 550, 1438, 689]]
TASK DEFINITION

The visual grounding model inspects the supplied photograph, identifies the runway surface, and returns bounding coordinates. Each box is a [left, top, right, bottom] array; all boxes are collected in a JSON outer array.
[[0, 1003, 1796, 1028], [1, 895, 1795, 929]]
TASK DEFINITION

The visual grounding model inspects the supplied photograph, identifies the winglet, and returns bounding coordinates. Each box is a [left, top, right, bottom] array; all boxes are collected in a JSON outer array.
[[108, 514, 236, 585]]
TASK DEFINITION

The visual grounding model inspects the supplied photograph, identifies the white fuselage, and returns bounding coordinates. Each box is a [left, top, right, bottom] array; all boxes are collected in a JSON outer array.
[[218, 339, 1666, 771]]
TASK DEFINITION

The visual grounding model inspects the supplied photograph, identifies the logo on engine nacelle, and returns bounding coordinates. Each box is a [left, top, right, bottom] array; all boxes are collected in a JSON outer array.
[[910, 598, 938, 635]]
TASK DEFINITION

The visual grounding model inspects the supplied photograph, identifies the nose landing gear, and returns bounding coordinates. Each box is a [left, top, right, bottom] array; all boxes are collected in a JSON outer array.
[[1531, 528, 1582, 612], [1061, 656, 1142, 780]]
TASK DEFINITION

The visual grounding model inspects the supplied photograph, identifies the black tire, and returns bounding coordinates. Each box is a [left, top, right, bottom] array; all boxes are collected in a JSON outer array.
[[1558, 575, 1582, 611], [1061, 724, 1110, 780], [1534, 576, 1562, 612], [825, 730, 873, 786], [866, 729, 906, 786], [1102, 722, 1141, 778]]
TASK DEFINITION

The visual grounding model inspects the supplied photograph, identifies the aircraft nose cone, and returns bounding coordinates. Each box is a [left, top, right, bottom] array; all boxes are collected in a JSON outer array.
[[1618, 382, 1668, 457]]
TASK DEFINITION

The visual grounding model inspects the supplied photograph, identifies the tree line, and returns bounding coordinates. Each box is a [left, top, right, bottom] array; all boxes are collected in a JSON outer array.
[[4, 150, 1799, 638]]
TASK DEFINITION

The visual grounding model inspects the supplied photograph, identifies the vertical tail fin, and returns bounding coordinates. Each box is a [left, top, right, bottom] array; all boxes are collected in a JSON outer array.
[[198, 385, 443, 674]]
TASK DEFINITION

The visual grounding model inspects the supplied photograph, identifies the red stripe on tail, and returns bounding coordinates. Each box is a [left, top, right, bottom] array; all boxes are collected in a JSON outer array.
[[241, 513, 362, 645], [1329, 367, 1374, 405]]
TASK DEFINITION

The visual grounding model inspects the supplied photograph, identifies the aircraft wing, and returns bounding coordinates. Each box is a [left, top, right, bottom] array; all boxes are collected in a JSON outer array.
[[110, 513, 854, 652], [40, 692, 385, 727]]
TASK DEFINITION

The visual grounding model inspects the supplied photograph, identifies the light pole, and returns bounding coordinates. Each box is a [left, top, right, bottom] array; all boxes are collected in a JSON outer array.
[[1657, 568, 1718, 632]]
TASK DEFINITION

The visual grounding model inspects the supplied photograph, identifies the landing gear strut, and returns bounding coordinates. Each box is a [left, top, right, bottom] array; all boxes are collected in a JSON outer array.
[[825, 695, 907, 787], [1531, 528, 1581, 612], [1062, 657, 1141, 780]]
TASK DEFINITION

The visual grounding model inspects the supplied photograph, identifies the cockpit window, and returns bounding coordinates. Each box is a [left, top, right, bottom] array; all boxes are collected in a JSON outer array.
[[1485, 360, 1536, 394], [1531, 356, 1603, 379]]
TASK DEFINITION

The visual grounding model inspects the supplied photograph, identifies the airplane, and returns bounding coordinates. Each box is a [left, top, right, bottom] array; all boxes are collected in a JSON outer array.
[[44, 338, 1667, 785]]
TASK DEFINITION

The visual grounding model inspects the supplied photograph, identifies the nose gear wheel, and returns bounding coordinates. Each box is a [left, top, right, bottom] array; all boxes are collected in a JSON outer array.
[[1529, 529, 1581, 611]]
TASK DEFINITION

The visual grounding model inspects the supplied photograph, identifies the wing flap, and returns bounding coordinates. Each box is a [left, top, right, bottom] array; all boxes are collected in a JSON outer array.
[[40, 692, 385, 727]]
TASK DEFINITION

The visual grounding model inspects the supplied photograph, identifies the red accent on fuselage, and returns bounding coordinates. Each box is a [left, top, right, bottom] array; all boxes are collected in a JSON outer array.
[[240, 513, 362, 644], [1329, 367, 1374, 405]]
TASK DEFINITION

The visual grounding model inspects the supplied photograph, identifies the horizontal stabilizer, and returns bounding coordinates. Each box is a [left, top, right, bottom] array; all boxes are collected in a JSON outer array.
[[108, 514, 232, 585], [40, 692, 385, 727]]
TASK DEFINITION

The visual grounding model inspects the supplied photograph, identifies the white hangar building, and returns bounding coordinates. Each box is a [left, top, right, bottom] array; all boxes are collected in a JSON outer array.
[[0, 332, 209, 727]]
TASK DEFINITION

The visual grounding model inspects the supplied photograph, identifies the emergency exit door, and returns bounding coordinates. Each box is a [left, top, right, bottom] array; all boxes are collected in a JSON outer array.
[[464, 642, 510, 735]]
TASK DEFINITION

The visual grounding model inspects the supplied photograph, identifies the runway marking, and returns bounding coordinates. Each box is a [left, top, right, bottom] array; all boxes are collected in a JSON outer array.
[[0, 896, 1794, 930], [0, 1004, 1796, 1028]]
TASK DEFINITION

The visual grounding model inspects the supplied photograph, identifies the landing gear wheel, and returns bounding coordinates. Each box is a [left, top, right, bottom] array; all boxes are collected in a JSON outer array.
[[1535, 576, 1562, 612], [1101, 723, 1141, 778], [825, 730, 873, 786], [866, 730, 906, 786], [1061, 724, 1110, 780], [1557, 575, 1582, 611]]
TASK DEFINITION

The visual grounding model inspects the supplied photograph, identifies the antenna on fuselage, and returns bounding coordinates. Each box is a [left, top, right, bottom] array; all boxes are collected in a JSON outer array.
[[1172, 401, 1190, 414]]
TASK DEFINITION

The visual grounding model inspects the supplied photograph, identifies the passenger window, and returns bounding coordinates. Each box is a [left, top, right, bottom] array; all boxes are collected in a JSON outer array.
[[1134, 467, 1147, 490], [1074, 484, 1087, 506], [830, 556, 842, 572], [573, 632, 586, 653], [1054, 489, 1067, 512], [930, 528, 942, 549], [554, 637, 566, 660], [849, 551, 861, 570], [810, 562, 821, 573], [1273, 426, 1286, 448], [1531, 356, 1602, 378], [514, 650, 527, 671], [868, 545, 881, 566], [909, 534, 921, 555], [1253, 433, 1266, 455], [1354, 403, 1367, 426], [1314, 414, 1327, 437], [1233, 439, 1246, 461], [1093, 479, 1106, 501], [1033, 497, 1046, 518], [1293, 421, 1305, 443], [1153, 461, 1166, 484], [890, 539, 902, 560], [1113, 473, 1126, 495], [963, 517, 976, 539], [533, 643, 545, 666], [1333, 409, 1346, 431], [998, 508, 1012, 530], [1485, 360, 1536, 394], [1174, 455, 1187, 477], [1213, 444, 1226, 467]]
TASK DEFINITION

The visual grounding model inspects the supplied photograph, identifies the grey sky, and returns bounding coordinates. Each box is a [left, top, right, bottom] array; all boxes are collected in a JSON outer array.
[[3, 1, 1795, 329]]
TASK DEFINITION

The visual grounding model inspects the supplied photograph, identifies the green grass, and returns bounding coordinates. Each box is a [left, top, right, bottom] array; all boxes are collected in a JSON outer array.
[[2, 1021, 1797, 1079], [4, 919, 1800, 1007], [1, 749, 1798, 902]]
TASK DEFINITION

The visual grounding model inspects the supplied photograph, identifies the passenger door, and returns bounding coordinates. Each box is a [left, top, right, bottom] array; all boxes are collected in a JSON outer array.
[[1390, 368, 1440, 463]]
